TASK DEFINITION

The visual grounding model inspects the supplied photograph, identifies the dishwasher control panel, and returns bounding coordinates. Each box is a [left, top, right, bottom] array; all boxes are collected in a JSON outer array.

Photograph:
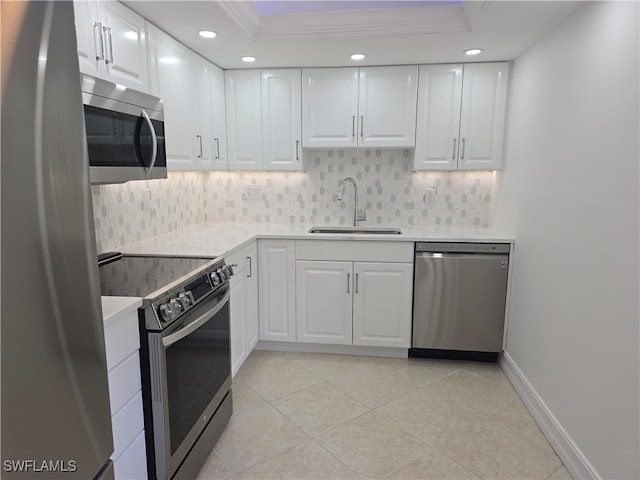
[[415, 242, 510, 254]]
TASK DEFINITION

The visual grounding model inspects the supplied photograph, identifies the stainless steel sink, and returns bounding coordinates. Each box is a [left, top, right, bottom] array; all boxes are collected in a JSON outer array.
[[308, 226, 402, 235]]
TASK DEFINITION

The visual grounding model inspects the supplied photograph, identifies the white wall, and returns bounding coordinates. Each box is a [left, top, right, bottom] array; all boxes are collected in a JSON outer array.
[[494, 2, 639, 479]]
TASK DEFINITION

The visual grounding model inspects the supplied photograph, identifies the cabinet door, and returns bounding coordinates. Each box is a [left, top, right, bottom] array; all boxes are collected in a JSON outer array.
[[210, 64, 228, 170], [414, 64, 463, 170], [258, 240, 296, 342], [230, 270, 247, 377], [245, 243, 259, 351], [74, 0, 103, 78], [146, 24, 194, 169], [262, 69, 303, 171], [226, 70, 263, 170], [352, 262, 413, 348], [358, 66, 418, 148], [98, 1, 148, 91], [190, 54, 215, 170], [458, 62, 510, 170], [296, 261, 353, 345], [302, 68, 359, 148]]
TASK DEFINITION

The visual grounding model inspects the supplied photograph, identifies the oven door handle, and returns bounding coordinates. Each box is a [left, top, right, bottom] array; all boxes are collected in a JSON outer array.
[[162, 291, 229, 348]]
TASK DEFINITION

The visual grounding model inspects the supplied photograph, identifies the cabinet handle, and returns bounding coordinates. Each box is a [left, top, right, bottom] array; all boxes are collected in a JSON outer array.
[[352, 116, 356, 137], [93, 22, 104, 61], [196, 135, 203, 158], [246, 256, 252, 278], [452, 138, 457, 160], [347, 273, 351, 294], [355, 273, 360, 294], [296, 140, 300, 161], [103, 26, 114, 64], [214, 138, 220, 159], [461, 138, 466, 160], [360, 116, 364, 138]]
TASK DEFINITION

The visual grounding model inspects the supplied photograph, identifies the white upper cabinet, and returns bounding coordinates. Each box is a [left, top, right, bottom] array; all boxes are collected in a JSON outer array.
[[302, 68, 360, 148], [146, 23, 194, 169], [414, 64, 463, 170], [358, 66, 419, 147], [73, 0, 149, 92], [210, 65, 228, 170], [262, 69, 303, 170], [190, 54, 216, 169], [302, 66, 418, 148], [458, 63, 510, 170], [226, 69, 303, 171], [226, 70, 263, 170], [415, 62, 510, 171], [147, 23, 224, 171]]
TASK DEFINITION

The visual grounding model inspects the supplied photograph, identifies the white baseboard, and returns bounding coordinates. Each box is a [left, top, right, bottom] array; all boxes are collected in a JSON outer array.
[[499, 352, 599, 480]]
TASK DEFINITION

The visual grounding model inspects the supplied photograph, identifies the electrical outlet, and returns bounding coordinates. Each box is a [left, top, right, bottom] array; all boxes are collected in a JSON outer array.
[[244, 184, 260, 201], [423, 187, 437, 205]]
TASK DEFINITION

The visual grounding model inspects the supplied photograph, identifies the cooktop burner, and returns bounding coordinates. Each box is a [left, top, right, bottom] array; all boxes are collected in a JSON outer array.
[[98, 254, 216, 298]]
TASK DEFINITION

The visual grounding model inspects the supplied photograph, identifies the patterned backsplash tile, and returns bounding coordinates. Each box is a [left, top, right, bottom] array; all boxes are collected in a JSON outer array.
[[92, 149, 495, 252]]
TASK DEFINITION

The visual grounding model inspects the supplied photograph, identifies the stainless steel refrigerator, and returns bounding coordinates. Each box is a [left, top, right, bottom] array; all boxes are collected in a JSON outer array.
[[1, 2, 115, 479]]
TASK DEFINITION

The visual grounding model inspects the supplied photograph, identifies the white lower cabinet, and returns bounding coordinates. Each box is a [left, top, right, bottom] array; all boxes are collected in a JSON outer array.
[[296, 260, 413, 348], [294, 241, 414, 349], [228, 242, 259, 376], [296, 261, 353, 345], [102, 302, 147, 480], [258, 239, 296, 342], [352, 262, 413, 347], [230, 270, 247, 376]]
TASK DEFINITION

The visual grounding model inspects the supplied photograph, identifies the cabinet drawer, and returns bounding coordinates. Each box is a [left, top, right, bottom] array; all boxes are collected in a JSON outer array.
[[104, 310, 140, 371], [111, 391, 144, 461], [108, 352, 141, 416], [113, 431, 147, 480], [296, 240, 413, 263]]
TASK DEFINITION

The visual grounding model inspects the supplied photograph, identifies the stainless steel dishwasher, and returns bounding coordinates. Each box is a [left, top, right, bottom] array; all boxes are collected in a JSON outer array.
[[410, 242, 510, 361]]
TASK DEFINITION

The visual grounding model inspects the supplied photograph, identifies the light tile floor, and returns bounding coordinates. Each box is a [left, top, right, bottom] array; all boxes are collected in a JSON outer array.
[[197, 351, 574, 480]]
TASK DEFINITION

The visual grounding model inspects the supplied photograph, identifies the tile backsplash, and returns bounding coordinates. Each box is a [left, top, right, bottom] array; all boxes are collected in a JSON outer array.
[[92, 149, 495, 252]]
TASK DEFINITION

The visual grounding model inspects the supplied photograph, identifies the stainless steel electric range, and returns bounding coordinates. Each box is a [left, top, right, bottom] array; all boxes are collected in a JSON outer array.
[[98, 253, 234, 480]]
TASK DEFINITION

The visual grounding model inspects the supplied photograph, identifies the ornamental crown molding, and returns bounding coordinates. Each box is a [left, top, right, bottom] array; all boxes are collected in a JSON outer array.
[[217, 1, 491, 40]]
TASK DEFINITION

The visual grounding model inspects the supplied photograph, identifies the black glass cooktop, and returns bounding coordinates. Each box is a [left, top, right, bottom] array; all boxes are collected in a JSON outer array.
[[98, 255, 216, 299]]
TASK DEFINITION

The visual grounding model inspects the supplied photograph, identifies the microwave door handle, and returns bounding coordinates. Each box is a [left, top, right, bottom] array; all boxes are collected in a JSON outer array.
[[162, 291, 230, 348], [139, 110, 158, 174]]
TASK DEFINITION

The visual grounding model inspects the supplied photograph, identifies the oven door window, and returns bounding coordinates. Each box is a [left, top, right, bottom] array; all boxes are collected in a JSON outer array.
[[164, 300, 230, 455]]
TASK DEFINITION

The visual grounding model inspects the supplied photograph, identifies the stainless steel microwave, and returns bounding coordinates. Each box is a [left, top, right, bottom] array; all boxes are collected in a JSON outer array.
[[81, 74, 167, 184]]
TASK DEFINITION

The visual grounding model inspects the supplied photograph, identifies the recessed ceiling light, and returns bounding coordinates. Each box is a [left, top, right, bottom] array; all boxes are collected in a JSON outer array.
[[351, 53, 366, 61], [241, 56, 256, 63], [198, 30, 217, 39], [464, 48, 483, 56]]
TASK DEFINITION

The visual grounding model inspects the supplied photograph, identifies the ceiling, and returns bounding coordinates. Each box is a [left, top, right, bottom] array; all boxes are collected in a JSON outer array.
[[123, 0, 582, 69]]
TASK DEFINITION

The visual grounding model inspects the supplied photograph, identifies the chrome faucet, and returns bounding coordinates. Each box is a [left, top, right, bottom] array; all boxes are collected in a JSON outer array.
[[336, 177, 367, 226]]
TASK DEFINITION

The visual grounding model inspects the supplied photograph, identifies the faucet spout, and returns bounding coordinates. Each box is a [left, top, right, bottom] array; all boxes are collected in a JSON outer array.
[[336, 177, 367, 227]]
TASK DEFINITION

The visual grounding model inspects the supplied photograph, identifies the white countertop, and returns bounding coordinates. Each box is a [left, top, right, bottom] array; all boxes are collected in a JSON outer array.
[[118, 222, 514, 259], [101, 296, 142, 324]]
